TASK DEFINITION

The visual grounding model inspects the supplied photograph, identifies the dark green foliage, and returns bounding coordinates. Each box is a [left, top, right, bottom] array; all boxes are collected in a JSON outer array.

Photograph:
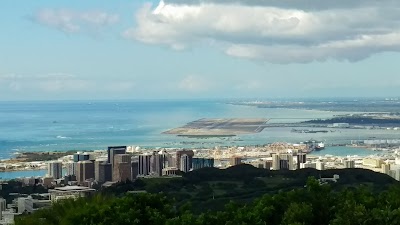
[[0, 180, 47, 203], [15, 176, 400, 225]]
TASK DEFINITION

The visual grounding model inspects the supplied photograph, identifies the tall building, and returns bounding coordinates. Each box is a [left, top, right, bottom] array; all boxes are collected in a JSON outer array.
[[272, 154, 280, 170], [345, 160, 355, 168], [180, 154, 191, 172], [158, 149, 172, 168], [139, 153, 151, 176], [66, 162, 77, 176], [316, 161, 325, 170], [381, 163, 390, 175], [176, 150, 194, 170], [280, 154, 294, 170], [95, 160, 112, 183], [0, 198, 6, 211], [107, 146, 127, 164], [131, 160, 139, 180], [150, 151, 163, 176], [113, 154, 132, 182], [297, 152, 307, 169], [73, 152, 91, 162], [272, 154, 294, 170], [192, 158, 215, 170], [76, 161, 95, 184], [230, 157, 242, 167], [47, 161, 63, 179]]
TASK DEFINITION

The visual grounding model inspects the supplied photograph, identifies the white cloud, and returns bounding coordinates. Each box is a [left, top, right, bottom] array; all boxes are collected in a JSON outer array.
[[125, 0, 400, 63], [178, 75, 210, 92], [32, 8, 119, 34]]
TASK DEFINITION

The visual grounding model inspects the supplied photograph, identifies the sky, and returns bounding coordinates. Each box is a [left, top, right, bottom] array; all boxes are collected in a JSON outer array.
[[1, 0, 400, 100]]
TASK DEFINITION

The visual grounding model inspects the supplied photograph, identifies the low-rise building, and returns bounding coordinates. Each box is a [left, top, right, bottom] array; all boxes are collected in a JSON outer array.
[[48, 186, 96, 202], [363, 158, 383, 168]]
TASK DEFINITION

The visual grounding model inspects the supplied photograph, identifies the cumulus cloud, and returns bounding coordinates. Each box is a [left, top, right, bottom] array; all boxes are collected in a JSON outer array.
[[124, 0, 400, 63], [32, 8, 119, 33]]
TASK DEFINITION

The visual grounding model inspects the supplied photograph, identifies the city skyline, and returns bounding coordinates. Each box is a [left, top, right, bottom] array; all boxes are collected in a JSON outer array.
[[1, 0, 400, 100]]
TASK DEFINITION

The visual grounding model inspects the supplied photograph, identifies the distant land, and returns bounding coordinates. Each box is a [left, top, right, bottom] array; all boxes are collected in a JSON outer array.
[[230, 98, 400, 113]]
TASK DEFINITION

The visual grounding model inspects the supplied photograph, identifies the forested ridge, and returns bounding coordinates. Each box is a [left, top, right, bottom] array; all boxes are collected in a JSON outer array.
[[14, 165, 400, 225]]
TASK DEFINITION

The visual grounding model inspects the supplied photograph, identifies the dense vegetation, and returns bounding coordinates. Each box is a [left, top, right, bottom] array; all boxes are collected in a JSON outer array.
[[13, 150, 78, 162], [101, 165, 396, 212], [16, 176, 400, 225], [0, 180, 47, 203], [240, 100, 400, 113], [304, 116, 400, 125]]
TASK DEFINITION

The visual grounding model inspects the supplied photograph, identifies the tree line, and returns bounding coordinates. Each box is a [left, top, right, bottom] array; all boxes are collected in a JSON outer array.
[[16, 177, 400, 225]]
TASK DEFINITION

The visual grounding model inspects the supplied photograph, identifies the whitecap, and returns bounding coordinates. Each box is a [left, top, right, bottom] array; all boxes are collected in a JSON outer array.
[[56, 136, 70, 139]]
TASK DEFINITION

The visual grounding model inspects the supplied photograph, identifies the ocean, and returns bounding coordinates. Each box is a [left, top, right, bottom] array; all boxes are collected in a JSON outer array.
[[1, 99, 397, 160]]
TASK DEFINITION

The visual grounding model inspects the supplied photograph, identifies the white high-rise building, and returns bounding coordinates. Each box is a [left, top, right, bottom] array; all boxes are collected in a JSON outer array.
[[272, 154, 280, 170], [47, 161, 63, 179], [66, 162, 77, 176], [381, 164, 390, 175], [316, 161, 325, 170]]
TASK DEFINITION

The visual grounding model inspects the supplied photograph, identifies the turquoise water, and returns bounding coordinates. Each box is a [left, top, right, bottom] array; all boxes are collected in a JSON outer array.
[[1, 99, 398, 160], [0, 100, 340, 159], [310, 146, 374, 157]]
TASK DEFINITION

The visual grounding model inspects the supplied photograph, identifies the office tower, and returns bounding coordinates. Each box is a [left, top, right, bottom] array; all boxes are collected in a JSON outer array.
[[73, 152, 91, 162], [176, 150, 194, 170], [113, 154, 132, 182], [265, 161, 272, 170], [345, 160, 355, 168], [381, 164, 390, 175], [17, 197, 33, 214], [272, 154, 294, 170], [76, 161, 95, 184], [139, 153, 151, 176], [107, 146, 127, 164], [0, 198, 6, 211], [297, 152, 307, 169], [47, 161, 63, 179], [192, 158, 215, 170], [280, 154, 294, 170], [272, 154, 280, 170], [316, 161, 325, 170], [158, 149, 172, 168], [66, 162, 77, 176], [180, 154, 191, 172], [95, 160, 112, 183], [230, 156, 242, 166], [131, 160, 139, 180], [150, 151, 163, 176]]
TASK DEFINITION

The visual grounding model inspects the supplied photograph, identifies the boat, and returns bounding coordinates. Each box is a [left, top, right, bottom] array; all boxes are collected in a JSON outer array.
[[315, 142, 325, 151]]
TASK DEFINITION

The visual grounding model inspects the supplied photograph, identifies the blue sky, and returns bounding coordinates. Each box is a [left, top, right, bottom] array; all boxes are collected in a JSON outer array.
[[1, 0, 400, 100]]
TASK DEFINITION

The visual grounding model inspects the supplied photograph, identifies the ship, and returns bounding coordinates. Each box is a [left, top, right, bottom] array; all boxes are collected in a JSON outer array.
[[314, 142, 325, 151]]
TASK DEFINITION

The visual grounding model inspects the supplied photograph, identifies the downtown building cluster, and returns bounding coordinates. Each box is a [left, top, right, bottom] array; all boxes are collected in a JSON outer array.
[[48, 147, 215, 187]]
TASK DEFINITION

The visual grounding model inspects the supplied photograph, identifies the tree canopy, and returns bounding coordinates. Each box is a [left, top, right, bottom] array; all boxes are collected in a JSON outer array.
[[15, 177, 400, 225]]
